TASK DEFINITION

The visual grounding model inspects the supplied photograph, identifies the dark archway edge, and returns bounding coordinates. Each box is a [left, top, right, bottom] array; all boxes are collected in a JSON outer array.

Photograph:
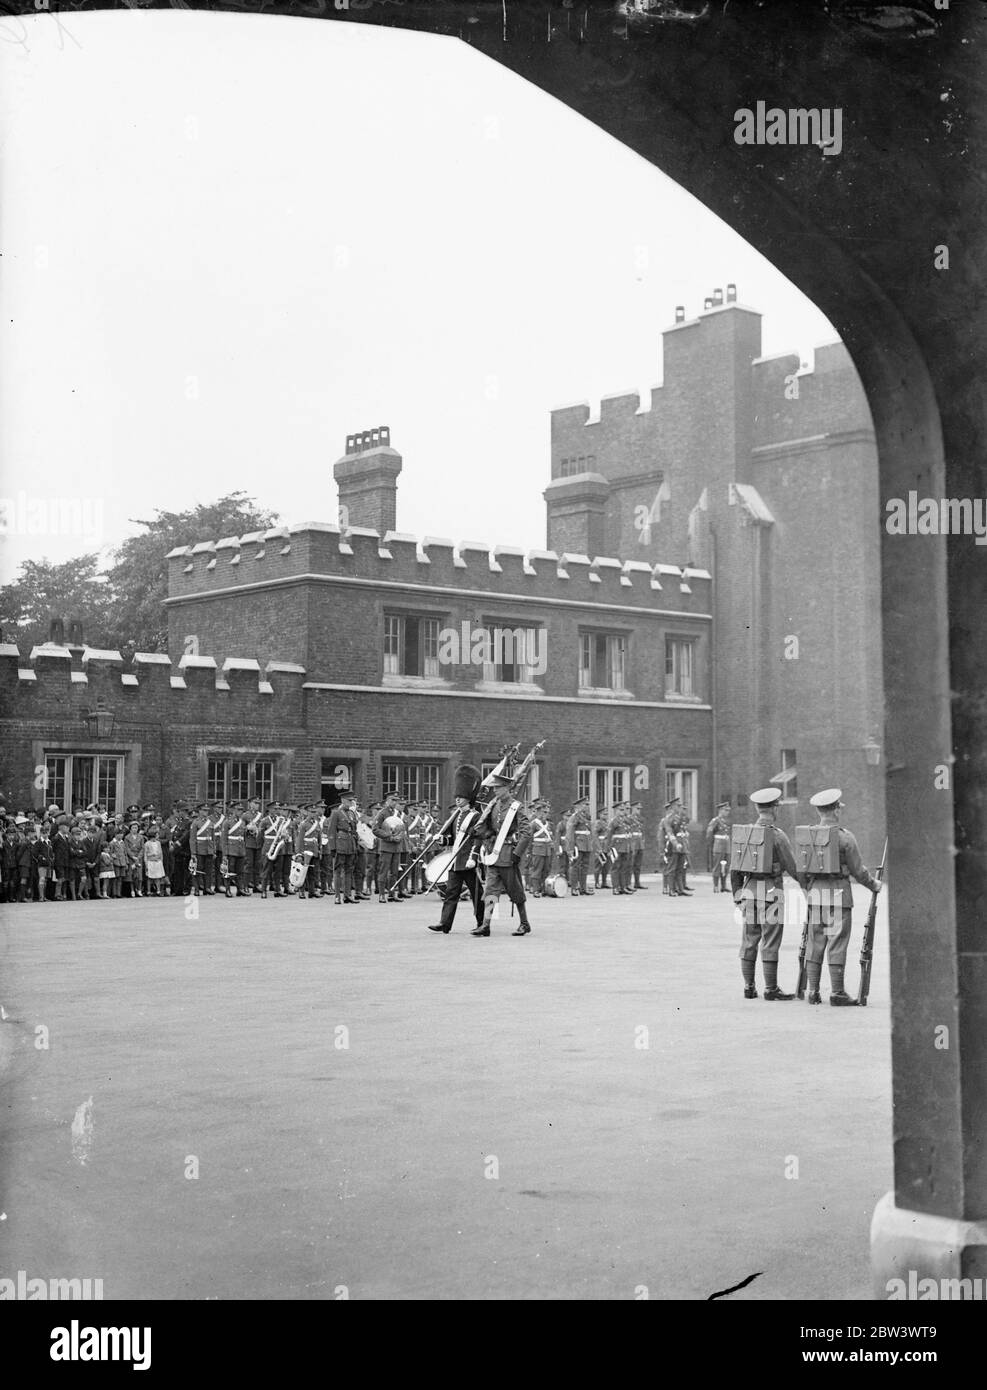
[[17, 0, 987, 1250]]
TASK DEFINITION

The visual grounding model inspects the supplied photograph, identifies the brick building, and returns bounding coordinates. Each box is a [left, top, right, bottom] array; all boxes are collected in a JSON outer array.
[[0, 291, 885, 863]]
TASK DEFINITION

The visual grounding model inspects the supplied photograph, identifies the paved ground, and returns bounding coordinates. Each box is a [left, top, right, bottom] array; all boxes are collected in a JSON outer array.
[[0, 876, 891, 1300]]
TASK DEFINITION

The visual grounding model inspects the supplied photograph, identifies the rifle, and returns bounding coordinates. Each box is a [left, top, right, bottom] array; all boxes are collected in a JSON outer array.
[[857, 838, 888, 1006], [795, 915, 810, 999]]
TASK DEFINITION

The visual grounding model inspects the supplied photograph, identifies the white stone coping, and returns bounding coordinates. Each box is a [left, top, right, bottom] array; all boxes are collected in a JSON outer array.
[[0, 642, 21, 658], [191, 541, 215, 555], [238, 531, 264, 546], [560, 553, 593, 568], [215, 536, 240, 550], [264, 661, 306, 675], [526, 549, 560, 564], [82, 647, 124, 664], [382, 531, 419, 547], [166, 545, 190, 559], [29, 644, 72, 661], [178, 654, 218, 671], [18, 668, 37, 681], [683, 567, 711, 580], [591, 556, 623, 571], [71, 670, 88, 683], [289, 521, 340, 535], [493, 545, 527, 559], [121, 673, 139, 686], [170, 675, 187, 689], [421, 536, 456, 550], [133, 652, 172, 665], [221, 657, 262, 673], [655, 564, 683, 576], [345, 526, 381, 541], [258, 680, 274, 695]]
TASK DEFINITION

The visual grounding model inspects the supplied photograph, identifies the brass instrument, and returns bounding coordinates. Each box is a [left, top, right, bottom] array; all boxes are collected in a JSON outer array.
[[265, 815, 289, 861]]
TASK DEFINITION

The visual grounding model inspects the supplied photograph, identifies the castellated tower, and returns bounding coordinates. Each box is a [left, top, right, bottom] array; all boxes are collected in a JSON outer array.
[[333, 427, 402, 534]]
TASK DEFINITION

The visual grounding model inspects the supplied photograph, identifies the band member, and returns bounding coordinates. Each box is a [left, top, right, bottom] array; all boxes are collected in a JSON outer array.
[[327, 790, 360, 904], [221, 803, 248, 896], [360, 802, 379, 897], [474, 772, 533, 937], [243, 798, 264, 894], [294, 804, 323, 899], [259, 805, 290, 898], [706, 801, 732, 892], [527, 799, 554, 897], [730, 787, 798, 1000], [799, 788, 882, 1007], [674, 803, 693, 895], [191, 804, 217, 895], [606, 801, 634, 895], [564, 796, 597, 896], [593, 809, 610, 889], [660, 798, 689, 896], [373, 794, 406, 903], [166, 802, 192, 898], [428, 765, 484, 934], [629, 802, 645, 890]]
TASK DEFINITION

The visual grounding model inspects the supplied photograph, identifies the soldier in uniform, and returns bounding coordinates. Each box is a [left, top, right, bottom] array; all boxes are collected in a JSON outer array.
[[660, 798, 683, 895], [168, 801, 192, 898], [706, 801, 732, 893], [360, 802, 379, 898], [593, 810, 611, 889], [799, 788, 882, 1007], [294, 803, 324, 900], [221, 803, 248, 896], [673, 803, 692, 895], [243, 798, 264, 894], [605, 801, 634, 895], [259, 804, 289, 898], [327, 789, 360, 904], [428, 764, 485, 934], [730, 787, 798, 1000], [564, 796, 597, 897], [474, 771, 533, 936], [527, 799, 554, 897], [629, 802, 645, 891], [373, 793, 406, 903], [191, 803, 217, 895]]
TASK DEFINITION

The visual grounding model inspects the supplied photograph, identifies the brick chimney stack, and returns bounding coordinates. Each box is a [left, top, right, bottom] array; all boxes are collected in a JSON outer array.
[[333, 427, 402, 535]]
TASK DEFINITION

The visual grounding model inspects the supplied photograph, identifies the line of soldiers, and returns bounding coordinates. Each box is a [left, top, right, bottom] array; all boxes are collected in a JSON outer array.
[[730, 786, 882, 1006], [517, 796, 648, 897], [659, 796, 693, 896]]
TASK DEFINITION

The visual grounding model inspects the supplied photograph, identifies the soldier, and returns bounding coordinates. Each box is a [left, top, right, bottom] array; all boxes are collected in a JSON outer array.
[[373, 793, 406, 904], [360, 801, 379, 897], [730, 787, 798, 1000], [243, 798, 264, 894], [798, 788, 882, 1007], [706, 800, 732, 893], [606, 801, 634, 895], [660, 798, 683, 895], [629, 802, 645, 891], [673, 803, 692, 895], [564, 796, 597, 897], [428, 764, 484, 934], [327, 790, 360, 904], [294, 804, 324, 900], [259, 804, 289, 898], [593, 810, 610, 889], [527, 799, 554, 897], [474, 771, 533, 936]]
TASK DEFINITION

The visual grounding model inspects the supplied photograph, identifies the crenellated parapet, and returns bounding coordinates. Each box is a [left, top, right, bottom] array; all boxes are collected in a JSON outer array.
[[165, 523, 707, 613]]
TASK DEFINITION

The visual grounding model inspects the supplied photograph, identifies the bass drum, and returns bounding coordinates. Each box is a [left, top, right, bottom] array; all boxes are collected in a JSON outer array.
[[425, 847, 456, 887], [543, 874, 568, 899], [357, 820, 375, 851]]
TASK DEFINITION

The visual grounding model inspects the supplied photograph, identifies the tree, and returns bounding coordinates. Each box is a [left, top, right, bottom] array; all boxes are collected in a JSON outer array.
[[0, 554, 112, 655], [102, 494, 280, 656], [0, 495, 281, 659]]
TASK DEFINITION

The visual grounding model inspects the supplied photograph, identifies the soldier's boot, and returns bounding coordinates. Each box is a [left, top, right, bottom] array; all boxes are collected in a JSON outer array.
[[511, 903, 531, 936], [829, 965, 859, 1006], [806, 961, 823, 1005], [472, 901, 493, 936], [762, 960, 794, 1001], [741, 959, 758, 999]]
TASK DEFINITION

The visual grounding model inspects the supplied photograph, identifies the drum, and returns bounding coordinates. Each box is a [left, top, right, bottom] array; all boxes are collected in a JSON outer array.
[[288, 857, 310, 890], [357, 821, 375, 851], [425, 847, 455, 887], [543, 874, 568, 898]]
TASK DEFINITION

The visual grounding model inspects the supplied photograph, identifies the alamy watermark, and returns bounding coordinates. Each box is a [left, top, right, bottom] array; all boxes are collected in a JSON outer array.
[[435, 623, 548, 677], [0, 492, 104, 543], [885, 492, 987, 545], [734, 102, 842, 156], [0, 1270, 104, 1299]]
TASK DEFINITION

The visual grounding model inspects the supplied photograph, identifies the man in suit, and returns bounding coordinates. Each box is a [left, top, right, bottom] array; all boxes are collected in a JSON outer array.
[[428, 765, 484, 934], [474, 772, 533, 937]]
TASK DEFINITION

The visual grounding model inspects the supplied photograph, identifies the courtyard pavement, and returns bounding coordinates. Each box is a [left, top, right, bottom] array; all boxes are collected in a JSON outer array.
[[0, 876, 891, 1300]]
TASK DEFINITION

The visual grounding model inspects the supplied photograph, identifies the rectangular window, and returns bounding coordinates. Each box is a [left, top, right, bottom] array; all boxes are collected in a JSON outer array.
[[665, 637, 696, 698], [665, 768, 698, 821], [480, 624, 542, 685], [579, 631, 627, 692], [383, 614, 445, 678], [44, 753, 124, 814], [206, 757, 279, 804], [577, 765, 630, 822], [382, 762, 441, 805]]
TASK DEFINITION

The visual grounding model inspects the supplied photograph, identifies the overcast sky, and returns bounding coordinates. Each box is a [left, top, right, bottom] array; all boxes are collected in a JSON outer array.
[[0, 8, 838, 583]]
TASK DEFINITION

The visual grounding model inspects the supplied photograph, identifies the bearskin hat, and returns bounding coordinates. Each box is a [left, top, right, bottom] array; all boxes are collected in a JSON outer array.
[[454, 763, 482, 802]]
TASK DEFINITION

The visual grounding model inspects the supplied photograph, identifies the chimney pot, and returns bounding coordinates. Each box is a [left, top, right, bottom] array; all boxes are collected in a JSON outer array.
[[726, 282, 737, 302], [674, 305, 685, 323]]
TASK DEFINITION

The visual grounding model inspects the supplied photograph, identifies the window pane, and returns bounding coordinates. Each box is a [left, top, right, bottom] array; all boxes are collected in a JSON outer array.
[[207, 759, 225, 802], [577, 767, 590, 803], [422, 765, 439, 805], [45, 756, 66, 809], [97, 756, 120, 812], [421, 619, 440, 677], [579, 634, 592, 687], [254, 760, 274, 804], [382, 763, 399, 798], [71, 755, 94, 810], [230, 760, 250, 802], [383, 616, 402, 675]]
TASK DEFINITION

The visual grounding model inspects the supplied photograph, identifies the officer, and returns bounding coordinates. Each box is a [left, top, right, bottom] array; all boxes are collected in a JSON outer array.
[[629, 802, 645, 890], [706, 801, 732, 892], [564, 795, 596, 896], [660, 798, 685, 895], [605, 801, 634, 895], [327, 790, 360, 904], [474, 771, 533, 937], [799, 788, 882, 1007], [730, 787, 798, 1000]]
